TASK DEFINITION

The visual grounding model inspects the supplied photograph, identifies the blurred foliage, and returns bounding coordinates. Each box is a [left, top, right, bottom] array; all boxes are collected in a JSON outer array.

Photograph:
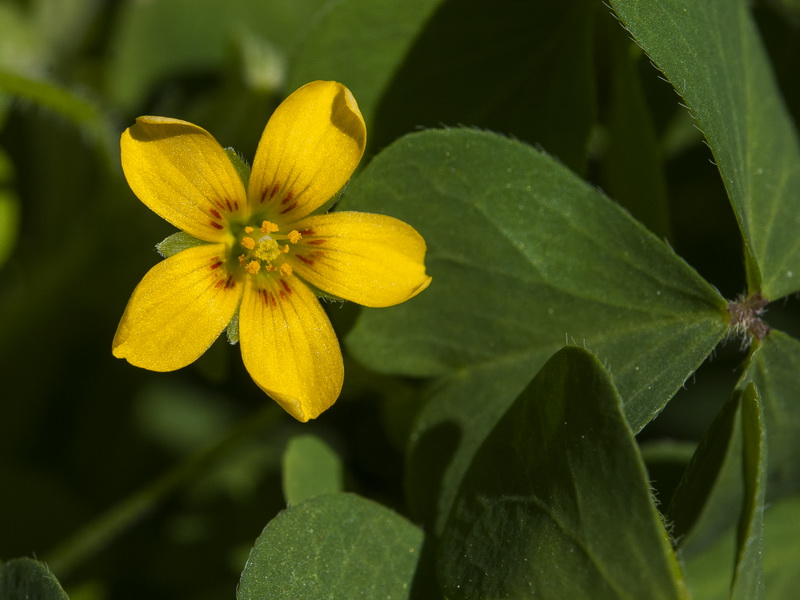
[[1, 0, 799, 598]]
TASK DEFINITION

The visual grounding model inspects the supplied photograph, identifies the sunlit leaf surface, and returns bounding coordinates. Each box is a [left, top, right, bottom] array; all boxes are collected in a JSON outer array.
[[610, 0, 800, 299], [439, 347, 688, 599], [342, 128, 728, 531], [237, 493, 424, 600]]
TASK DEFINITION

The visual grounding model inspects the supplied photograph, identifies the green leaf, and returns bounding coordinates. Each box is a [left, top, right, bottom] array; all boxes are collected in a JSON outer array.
[[30, 0, 104, 64], [763, 496, 800, 599], [679, 526, 736, 600], [341, 128, 728, 530], [439, 346, 688, 599], [739, 330, 800, 500], [0, 69, 115, 167], [0, 4, 47, 74], [345, 129, 727, 424], [599, 26, 670, 239], [667, 394, 743, 551], [237, 493, 425, 600], [0, 0, 102, 71], [107, 0, 329, 109], [609, 0, 800, 299], [288, 0, 443, 133], [669, 384, 766, 600], [282, 434, 344, 506], [405, 355, 542, 534], [640, 439, 697, 511], [292, 0, 596, 171], [0, 558, 69, 600], [731, 384, 766, 600], [679, 494, 800, 600]]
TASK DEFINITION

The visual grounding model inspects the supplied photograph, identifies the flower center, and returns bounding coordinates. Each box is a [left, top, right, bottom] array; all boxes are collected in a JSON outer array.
[[236, 220, 302, 278]]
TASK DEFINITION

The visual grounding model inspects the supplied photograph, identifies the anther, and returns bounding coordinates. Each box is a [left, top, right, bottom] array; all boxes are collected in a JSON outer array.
[[288, 230, 302, 244], [242, 236, 256, 250], [246, 260, 261, 275], [261, 221, 279, 234], [279, 263, 293, 277]]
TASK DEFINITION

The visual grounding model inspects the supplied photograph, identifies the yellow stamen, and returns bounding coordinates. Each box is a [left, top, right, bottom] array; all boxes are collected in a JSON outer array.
[[279, 263, 293, 277], [288, 230, 302, 244], [246, 260, 261, 275], [282, 244, 290, 253], [244, 226, 254, 234], [261, 220, 279, 234], [242, 236, 256, 250], [238, 254, 246, 266]]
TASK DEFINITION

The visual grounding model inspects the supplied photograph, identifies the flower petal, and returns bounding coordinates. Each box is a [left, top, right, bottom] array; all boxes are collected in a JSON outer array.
[[238, 276, 343, 422], [248, 81, 366, 221], [113, 244, 242, 371], [289, 212, 432, 308], [121, 116, 246, 241]]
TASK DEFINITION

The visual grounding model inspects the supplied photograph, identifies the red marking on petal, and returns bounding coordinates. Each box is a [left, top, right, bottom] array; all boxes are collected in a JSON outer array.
[[225, 276, 235, 289], [297, 255, 314, 266], [299, 228, 315, 236], [280, 279, 291, 294], [213, 198, 226, 211], [233, 199, 239, 210], [224, 198, 233, 211], [262, 183, 281, 203], [210, 208, 222, 220], [280, 190, 295, 205], [210, 260, 223, 270], [279, 201, 298, 215], [307, 239, 325, 245], [260, 289, 278, 307], [210, 221, 223, 230]]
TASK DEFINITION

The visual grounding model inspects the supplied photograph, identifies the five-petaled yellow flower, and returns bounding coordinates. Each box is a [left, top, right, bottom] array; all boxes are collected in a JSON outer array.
[[113, 81, 431, 422]]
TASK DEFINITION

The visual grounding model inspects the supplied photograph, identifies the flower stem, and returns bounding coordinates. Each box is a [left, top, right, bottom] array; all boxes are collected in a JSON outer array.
[[44, 402, 281, 578]]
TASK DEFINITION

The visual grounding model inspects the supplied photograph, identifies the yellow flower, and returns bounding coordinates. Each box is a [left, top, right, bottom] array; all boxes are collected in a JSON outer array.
[[112, 81, 431, 422]]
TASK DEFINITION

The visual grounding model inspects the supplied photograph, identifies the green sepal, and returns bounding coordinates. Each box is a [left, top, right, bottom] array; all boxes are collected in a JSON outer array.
[[225, 147, 251, 189], [302, 279, 345, 303], [155, 231, 208, 258], [312, 181, 348, 216], [226, 306, 240, 345]]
